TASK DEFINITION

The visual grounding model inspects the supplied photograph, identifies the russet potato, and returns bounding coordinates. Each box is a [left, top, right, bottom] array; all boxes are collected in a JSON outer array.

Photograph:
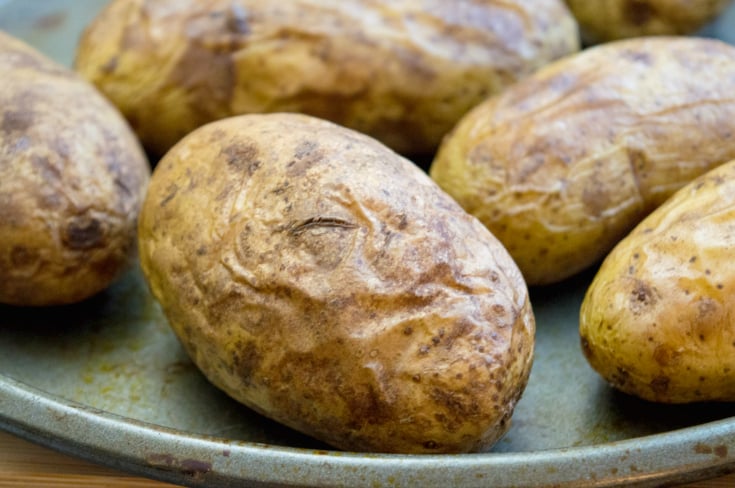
[[138, 113, 535, 453], [75, 0, 579, 157], [0, 31, 149, 306], [430, 36, 735, 285], [580, 160, 735, 403]]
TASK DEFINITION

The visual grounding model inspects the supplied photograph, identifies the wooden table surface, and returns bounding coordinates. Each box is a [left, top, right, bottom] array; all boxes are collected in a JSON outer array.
[[0, 430, 734, 488]]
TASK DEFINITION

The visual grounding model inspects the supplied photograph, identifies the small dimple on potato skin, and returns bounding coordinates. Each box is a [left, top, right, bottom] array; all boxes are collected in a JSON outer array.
[[138, 113, 535, 453]]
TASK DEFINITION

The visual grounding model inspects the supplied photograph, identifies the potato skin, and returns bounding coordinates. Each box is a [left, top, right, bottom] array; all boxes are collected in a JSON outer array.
[[0, 31, 149, 306], [580, 160, 735, 403], [138, 113, 535, 453], [430, 37, 735, 285], [75, 0, 579, 157], [566, 0, 733, 44]]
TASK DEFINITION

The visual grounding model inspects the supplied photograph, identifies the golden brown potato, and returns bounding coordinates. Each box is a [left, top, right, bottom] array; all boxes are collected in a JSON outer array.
[[74, 0, 579, 158], [0, 31, 149, 306], [566, 0, 733, 44], [580, 160, 735, 403], [430, 36, 735, 286], [138, 113, 535, 453]]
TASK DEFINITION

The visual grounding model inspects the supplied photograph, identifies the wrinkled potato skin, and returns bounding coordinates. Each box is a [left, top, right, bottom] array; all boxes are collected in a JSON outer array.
[[430, 37, 735, 286], [138, 113, 535, 453], [0, 31, 149, 306], [580, 160, 735, 403], [75, 0, 579, 157], [566, 0, 733, 44]]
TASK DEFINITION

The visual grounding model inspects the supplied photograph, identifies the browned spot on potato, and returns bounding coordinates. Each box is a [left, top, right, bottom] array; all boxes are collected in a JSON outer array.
[[580, 335, 593, 359], [10, 245, 39, 269], [231, 340, 261, 386], [650, 375, 670, 395], [653, 344, 675, 367], [62, 215, 104, 250], [1, 109, 35, 133], [287, 140, 324, 176], [629, 280, 657, 314], [694, 442, 713, 454], [222, 141, 260, 174], [624, 0, 656, 26]]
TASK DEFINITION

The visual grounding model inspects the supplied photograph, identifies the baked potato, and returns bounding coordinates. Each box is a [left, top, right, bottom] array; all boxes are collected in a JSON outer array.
[[580, 159, 735, 403], [75, 0, 579, 158], [138, 113, 535, 453], [430, 36, 735, 285], [0, 30, 149, 306], [565, 0, 733, 44]]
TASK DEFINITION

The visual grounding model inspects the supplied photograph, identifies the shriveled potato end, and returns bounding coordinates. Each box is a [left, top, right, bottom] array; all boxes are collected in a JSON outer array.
[[431, 36, 735, 285], [0, 31, 149, 306], [75, 0, 579, 157], [580, 160, 735, 403], [139, 113, 534, 453], [566, 0, 733, 44]]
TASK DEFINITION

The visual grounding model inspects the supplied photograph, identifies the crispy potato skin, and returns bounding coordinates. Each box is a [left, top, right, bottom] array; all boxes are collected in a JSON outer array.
[[580, 160, 735, 403], [566, 0, 733, 44], [0, 31, 149, 306], [430, 37, 735, 285], [138, 113, 535, 453], [75, 0, 579, 157]]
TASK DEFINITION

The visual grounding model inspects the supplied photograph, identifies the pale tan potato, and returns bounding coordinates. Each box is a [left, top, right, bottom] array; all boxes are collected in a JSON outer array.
[[137, 113, 535, 453], [566, 0, 733, 44], [0, 31, 150, 306], [580, 160, 735, 403], [74, 0, 579, 158], [430, 36, 735, 286]]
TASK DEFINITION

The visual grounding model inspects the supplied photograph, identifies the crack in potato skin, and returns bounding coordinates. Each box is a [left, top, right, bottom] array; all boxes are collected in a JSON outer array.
[[74, 0, 579, 157], [0, 31, 149, 306], [138, 113, 535, 453]]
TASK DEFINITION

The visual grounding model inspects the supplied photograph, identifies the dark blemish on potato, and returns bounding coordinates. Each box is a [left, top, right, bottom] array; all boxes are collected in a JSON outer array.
[[403, 326, 413, 335], [101, 56, 118, 74], [196, 246, 207, 256], [1, 110, 34, 133], [653, 345, 673, 367], [630, 280, 657, 314], [650, 375, 670, 395], [418, 345, 430, 355], [689, 256, 697, 263], [715, 445, 728, 458], [62, 215, 104, 250], [160, 183, 179, 207], [222, 142, 260, 175], [287, 140, 324, 176], [412, 374, 421, 382], [31, 155, 62, 181], [231, 340, 261, 386], [10, 245, 39, 268], [397, 214, 408, 230]]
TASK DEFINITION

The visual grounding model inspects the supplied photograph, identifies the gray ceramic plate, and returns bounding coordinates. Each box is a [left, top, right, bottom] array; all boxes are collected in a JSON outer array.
[[2, 2, 735, 487]]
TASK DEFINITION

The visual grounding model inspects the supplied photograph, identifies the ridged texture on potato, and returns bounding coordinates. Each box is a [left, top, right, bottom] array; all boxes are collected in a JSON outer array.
[[566, 0, 733, 44], [138, 113, 535, 453], [431, 36, 735, 285], [75, 0, 579, 157], [580, 160, 735, 403], [0, 31, 149, 306]]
